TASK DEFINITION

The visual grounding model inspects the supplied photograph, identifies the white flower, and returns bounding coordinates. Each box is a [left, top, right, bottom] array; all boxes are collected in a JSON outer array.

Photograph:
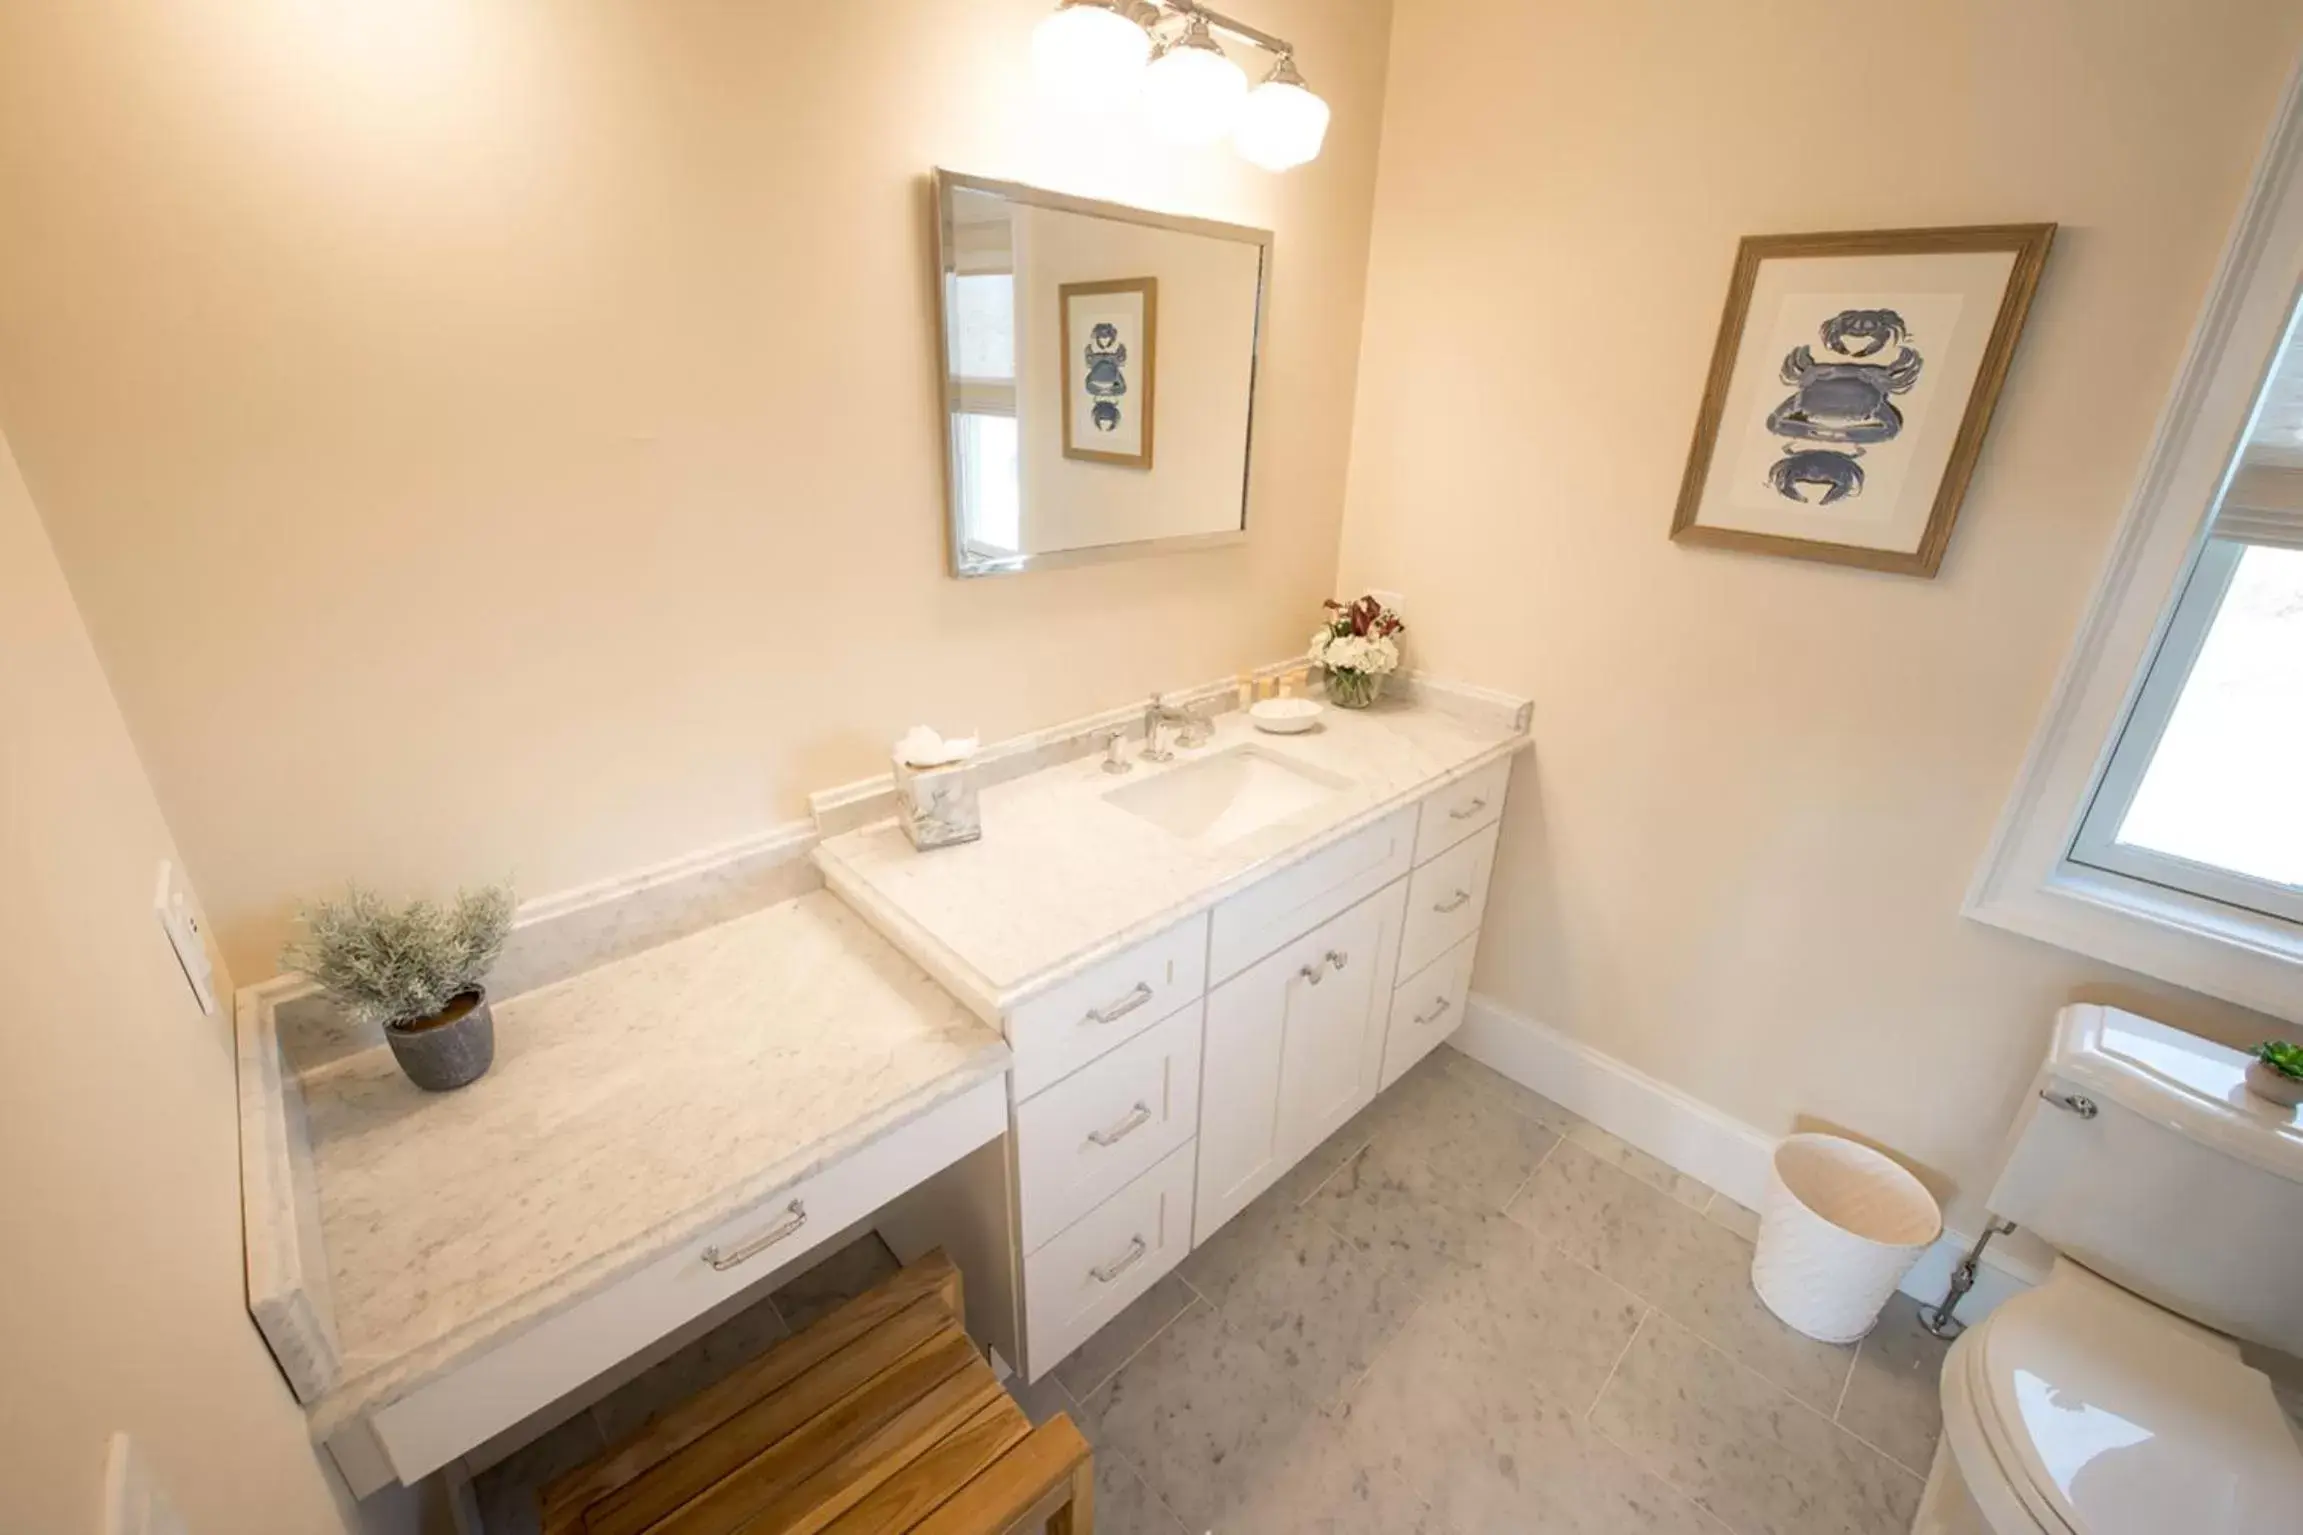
[[1316, 632, 1400, 676]]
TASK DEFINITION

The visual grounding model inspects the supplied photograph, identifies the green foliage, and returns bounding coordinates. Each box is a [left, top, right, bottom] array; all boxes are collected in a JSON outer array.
[[282, 884, 514, 1030], [2255, 1040, 2303, 1081]]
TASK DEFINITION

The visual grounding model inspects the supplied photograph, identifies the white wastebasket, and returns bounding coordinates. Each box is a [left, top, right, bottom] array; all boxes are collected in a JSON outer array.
[[1749, 1133, 1942, 1344]]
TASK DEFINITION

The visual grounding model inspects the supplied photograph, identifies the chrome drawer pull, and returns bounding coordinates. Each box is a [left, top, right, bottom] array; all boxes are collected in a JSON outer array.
[[1087, 1101, 1153, 1148], [1414, 996, 1452, 1027], [1448, 797, 1488, 820], [1084, 982, 1154, 1025], [701, 1199, 807, 1272], [1433, 890, 1471, 914], [1089, 1235, 1148, 1285]]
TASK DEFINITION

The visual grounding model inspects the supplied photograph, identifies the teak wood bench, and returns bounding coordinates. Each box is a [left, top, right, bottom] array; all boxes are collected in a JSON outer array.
[[538, 1250, 1093, 1534]]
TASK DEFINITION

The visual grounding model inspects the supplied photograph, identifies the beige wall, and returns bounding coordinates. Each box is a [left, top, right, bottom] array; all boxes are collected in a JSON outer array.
[[0, 0, 1395, 978], [1339, 0, 2303, 1229], [0, 432, 383, 1535]]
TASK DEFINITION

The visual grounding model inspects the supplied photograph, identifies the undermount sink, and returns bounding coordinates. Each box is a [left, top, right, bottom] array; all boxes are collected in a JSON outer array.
[[1103, 744, 1351, 845]]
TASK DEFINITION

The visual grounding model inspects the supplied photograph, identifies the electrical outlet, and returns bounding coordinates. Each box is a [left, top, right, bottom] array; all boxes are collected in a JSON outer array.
[[102, 1433, 188, 1535], [1370, 588, 1406, 614], [152, 862, 217, 1017]]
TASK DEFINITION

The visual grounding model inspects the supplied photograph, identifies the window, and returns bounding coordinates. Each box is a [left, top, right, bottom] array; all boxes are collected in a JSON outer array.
[[1966, 74, 2303, 1021], [2069, 468, 2303, 924]]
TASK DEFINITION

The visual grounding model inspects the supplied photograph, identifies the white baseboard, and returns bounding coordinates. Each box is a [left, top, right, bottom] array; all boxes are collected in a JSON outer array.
[[1455, 993, 2040, 1325]]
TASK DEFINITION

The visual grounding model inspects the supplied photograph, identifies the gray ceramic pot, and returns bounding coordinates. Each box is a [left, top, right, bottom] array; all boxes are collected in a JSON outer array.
[[2246, 1059, 2303, 1109], [386, 988, 495, 1092]]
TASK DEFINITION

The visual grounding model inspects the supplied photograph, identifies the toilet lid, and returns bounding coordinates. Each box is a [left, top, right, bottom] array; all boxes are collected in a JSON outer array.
[[1973, 1272, 2303, 1534]]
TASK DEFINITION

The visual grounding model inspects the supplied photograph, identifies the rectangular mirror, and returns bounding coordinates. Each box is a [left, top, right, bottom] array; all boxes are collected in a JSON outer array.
[[933, 169, 1271, 577]]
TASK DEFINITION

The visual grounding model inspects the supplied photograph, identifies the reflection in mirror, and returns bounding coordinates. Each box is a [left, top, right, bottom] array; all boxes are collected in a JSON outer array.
[[934, 170, 1270, 576], [2070, 296, 2303, 921]]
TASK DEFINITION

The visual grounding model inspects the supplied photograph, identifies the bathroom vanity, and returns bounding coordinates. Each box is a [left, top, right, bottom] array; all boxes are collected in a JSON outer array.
[[816, 678, 1530, 1378], [236, 673, 1529, 1495]]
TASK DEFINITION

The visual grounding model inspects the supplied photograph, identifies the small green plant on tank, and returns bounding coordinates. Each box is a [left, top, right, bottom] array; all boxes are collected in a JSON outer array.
[[2245, 1040, 2303, 1110], [283, 884, 515, 1092]]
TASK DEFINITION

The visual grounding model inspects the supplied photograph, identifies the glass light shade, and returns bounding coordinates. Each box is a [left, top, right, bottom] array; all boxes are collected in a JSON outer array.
[[1142, 34, 1248, 145], [1031, 2, 1151, 110], [1234, 76, 1331, 170]]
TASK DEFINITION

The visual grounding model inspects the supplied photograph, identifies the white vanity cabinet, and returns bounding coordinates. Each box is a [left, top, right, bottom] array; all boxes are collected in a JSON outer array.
[[990, 760, 1511, 1380]]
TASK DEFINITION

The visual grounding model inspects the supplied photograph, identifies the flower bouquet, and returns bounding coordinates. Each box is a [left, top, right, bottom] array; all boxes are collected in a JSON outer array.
[[1310, 594, 1405, 709]]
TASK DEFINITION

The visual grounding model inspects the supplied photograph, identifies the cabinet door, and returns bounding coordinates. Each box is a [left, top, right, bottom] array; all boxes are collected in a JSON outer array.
[[1275, 878, 1406, 1159], [1194, 879, 1407, 1245]]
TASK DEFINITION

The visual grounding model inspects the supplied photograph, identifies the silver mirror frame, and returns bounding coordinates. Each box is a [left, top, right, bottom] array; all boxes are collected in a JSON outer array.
[[931, 168, 1273, 578]]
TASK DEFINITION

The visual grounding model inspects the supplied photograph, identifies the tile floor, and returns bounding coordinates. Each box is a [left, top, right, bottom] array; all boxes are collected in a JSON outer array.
[[476, 1045, 1950, 1534]]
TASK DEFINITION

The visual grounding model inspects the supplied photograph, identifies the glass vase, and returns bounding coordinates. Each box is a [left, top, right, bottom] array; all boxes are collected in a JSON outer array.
[[1326, 667, 1385, 709]]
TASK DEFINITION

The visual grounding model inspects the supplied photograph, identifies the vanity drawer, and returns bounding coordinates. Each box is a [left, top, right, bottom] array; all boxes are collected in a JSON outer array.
[[1006, 914, 1208, 1101], [1015, 1003, 1203, 1252], [364, 1074, 1007, 1486], [1414, 757, 1510, 865], [1381, 934, 1476, 1090], [1024, 1139, 1196, 1381], [1208, 805, 1416, 983], [1398, 822, 1499, 978]]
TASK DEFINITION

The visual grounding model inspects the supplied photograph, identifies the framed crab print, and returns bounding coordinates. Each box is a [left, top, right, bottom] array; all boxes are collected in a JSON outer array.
[[1670, 224, 2054, 577], [1060, 276, 1158, 470]]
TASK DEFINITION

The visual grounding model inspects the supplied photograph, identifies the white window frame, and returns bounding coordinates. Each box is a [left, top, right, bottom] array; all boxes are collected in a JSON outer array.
[[1966, 61, 2303, 1022]]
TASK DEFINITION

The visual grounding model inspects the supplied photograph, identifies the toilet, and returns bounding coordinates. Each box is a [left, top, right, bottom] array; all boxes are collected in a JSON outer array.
[[1914, 1005, 2303, 1534]]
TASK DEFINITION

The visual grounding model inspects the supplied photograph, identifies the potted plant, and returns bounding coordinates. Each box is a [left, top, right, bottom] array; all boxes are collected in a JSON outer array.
[[283, 884, 515, 1092], [2246, 1041, 2303, 1110], [1309, 594, 1406, 709]]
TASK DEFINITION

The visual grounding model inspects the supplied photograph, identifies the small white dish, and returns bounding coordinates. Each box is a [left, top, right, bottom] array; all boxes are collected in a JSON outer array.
[[1248, 697, 1324, 734]]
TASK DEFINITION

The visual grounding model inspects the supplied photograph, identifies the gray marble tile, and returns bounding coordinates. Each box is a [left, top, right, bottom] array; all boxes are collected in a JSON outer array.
[[1361, 1052, 1564, 1206], [1341, 1304, 1716, 1534], [1181, 1198, 1422, 1408], [1051, 1271, 1196, 1403], [471, 1409, 605, 1535], [1073, 1298, 1336, 1532], [1509, 1141, 1856, 1413], [589, 1290, 791, 1445], [1434, 1045, 1583, 1137], [1591, 1312, 1922, 1535], [1306, 1137, 1517, 1296], [1220, 1411, 1455, 1534], [1414, 1217, 1647, 1414], [1270, 1103, 1382, 1207], [1093, 1449, 1191, 1535], [766, 1231, 899, 1333], [1566, 1122, 1714, 1210], [1005, 1368, 1077, 1429], [1706, 1193, 1763, 1242], [1836, 1293, 1951, 1474]]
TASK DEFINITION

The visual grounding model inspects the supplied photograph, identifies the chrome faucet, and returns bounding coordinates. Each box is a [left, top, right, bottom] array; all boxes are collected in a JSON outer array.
[[1141, 693, 1189, 763]]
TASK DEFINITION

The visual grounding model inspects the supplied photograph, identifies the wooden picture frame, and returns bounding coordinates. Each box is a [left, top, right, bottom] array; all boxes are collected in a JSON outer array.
[[1059, 276, 1158, 470], [1670, 224, 2055, 577]]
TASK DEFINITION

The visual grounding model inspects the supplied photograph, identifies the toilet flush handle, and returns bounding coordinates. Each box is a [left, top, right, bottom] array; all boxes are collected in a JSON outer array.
[[2039, 1088, 2098, 1119]]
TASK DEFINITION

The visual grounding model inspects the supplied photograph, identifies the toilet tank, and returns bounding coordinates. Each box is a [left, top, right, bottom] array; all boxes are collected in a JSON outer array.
[[1987, 1005, 2303, 1356]]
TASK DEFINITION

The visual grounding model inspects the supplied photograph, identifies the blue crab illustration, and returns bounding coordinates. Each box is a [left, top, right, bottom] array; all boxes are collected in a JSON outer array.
[[1819, 308, 1907, 358], [1768, 446, 1866, 505], [1765, 340, 1924, 446], [1083, 320, 1127, 434]]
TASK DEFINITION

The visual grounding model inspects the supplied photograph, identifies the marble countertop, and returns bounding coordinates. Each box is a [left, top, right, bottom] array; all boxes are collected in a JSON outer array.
[[816, 685, 1532, 1020], [254, 891, 1008, 1435]]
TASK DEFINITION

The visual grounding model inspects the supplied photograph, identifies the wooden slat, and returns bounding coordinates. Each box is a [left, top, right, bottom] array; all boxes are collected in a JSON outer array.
[[641, 1330, 981, 1535], [542, 1252, 964, 1534], [583, 1311, 961, 1535], [905, 1415, 1092, 1535], [717, 1354, 1006, 1535], [812, 1396, 1031, 1535]]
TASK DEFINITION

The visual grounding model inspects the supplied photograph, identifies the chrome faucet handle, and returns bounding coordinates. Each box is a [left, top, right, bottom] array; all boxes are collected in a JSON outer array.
[[1177, 702, 1214, 749], [1141, 694, 1176, 763], [1097, 728, 1132, 775]]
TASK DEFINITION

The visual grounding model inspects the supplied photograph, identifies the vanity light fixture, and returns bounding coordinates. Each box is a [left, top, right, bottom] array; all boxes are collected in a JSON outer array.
[[1029, 0, 1331, 170]]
